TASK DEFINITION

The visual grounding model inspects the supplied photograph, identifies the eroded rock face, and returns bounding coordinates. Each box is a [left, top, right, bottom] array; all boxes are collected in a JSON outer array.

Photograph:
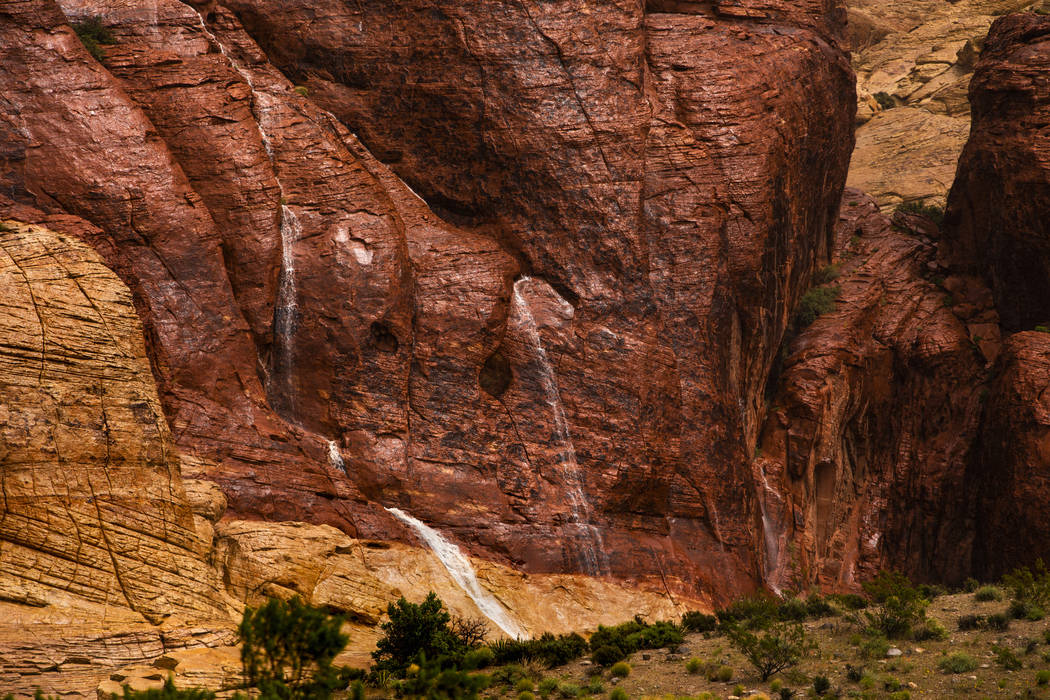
[[846, 0, 1037, 209], [0, 216, 234, 696], [944, 11, 1050, 333], [0, 0, 856, 602], [754, 190, 998, 589], [944, 12, 1050, 577]]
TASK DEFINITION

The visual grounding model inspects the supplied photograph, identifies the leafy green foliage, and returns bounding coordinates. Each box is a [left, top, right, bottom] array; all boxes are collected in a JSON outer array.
[[610, 662, 631, 678], [974, 585, 1002, 602], [723, 617, 814, 681], [238, 596, 349, 699], [985, 611, 1011, 631], [114, 678, 214, 699], [586, 618, 683, 666], [72, 17, 117, 61], [895, 200, 945, 225], [487, 632, 587, 668], [395, 656, 490, 700], [794, 286, 840, 329], [862, 571, 928, 639], [812, 675, 830, 694], [373, 593, 464, 674], [680, 611, 719, 633], [1002, 559, 1050, 611], [938, 653, 977, 674], [992, 645, 1022, 670]]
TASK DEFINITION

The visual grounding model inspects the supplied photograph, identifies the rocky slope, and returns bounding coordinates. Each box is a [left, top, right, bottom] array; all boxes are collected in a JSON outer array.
[[846, 0, 1043, 209], [0, 0, 855, 602]]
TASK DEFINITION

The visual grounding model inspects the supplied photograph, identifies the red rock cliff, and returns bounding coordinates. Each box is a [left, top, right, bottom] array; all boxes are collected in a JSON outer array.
[[0, 0, 855, 601]]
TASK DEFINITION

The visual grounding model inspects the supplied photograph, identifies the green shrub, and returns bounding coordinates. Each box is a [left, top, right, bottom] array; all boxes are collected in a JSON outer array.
[[686, 657, 704, 674], [1003, 559, 1050, 609], [911, 618, 947, 641], [609, 689, 629, 700], [813, 675, 830, 694], [862, 571, 928, 639], [986, 611, 1011, 630], [957, 614, 982, 631], [1037, 670, 1050, 686], [72, 16, 117, 61], [992, 644, 1022, 671], [845, 664, 864, 683], [585, 677, 604, 695], [239, 596, 349, 699], [794, 286, 840, 329], [804, 594, 836, 618], [489, 632, 588, 668], [681, 611, 719, 633], [710, 665, 733, 682], [1044, 629, 1050, 645], [515, 678, 535, 693], [519, 693, 535, 700], [777, 597, 808, 622], [888, 692, 911, 700], [538, 678, 559, 698], [938, 653, 977, 674], [859, 635, 890, 660], [974, 585, 1002, 601], [962, 577, 980, 593], [830, 593, 868, 611], [350, 680, 365, 700], [896, 201, 945, 225], [112, 677, 214, 700], [590, 644, 626, 666], [882, 675, 902, 691], [372, 593, 464, 674], [873, 92, 895, 110], [716, 596, 780, 628], [610, 662, 631, 678], [777, 689, 797, 700], [395, 657, 490, 700], [587, 618, 683, 666], [723, 618, 813, 681], [462, 646, 495, 670], [556, 682, 580, 699]]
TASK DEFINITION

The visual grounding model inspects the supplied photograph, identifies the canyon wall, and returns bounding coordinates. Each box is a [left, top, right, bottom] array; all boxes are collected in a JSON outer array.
[[0, 0, 856, 603]]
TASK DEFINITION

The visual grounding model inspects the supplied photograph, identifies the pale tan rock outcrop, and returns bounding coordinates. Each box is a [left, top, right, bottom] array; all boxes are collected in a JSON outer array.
[[846, 0, 1038, 209], [0, 219, 235, 697]]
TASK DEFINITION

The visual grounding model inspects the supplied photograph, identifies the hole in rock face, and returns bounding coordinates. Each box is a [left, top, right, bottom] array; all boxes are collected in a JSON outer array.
[[479, 350, 512, 398], [205, 11, 216, 23], [370, 321, 399, 353]]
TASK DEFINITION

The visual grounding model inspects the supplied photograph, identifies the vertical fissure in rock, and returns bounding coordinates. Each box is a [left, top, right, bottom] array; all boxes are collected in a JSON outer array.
[[385, 507, 525, 639], [511, 277, 610, 577]]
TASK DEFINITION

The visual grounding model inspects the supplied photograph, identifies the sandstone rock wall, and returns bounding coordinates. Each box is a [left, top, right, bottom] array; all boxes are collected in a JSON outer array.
[[0, 0, 856, 602], [0, 215, 234, 696]]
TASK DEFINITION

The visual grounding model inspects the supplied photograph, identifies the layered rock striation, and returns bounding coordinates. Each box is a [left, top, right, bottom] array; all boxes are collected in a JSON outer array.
[[0, 0, 856, 602]]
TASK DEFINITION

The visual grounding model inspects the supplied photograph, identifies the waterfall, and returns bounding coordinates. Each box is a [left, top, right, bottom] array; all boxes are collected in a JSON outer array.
[[756, 465, 783, 594], [511, 277, 609, 577], [328, 439, 348, 476], [385, 508, 525, 639]]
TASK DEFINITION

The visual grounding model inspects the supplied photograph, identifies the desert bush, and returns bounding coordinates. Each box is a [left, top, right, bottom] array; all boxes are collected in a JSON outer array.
[[489, 632, 587, 668], [610, 662, 631, 678], [451, 617, 489, 648], [974, 585, 1002, 602], [1037, 670, 1050, 686], [859, 635, 890, 660], [873, 92, 895, 110], [108, 678, 214, 700], [395, 656, 490, 700], [1002, 559, 1050, 610], [985, 611, 1011, 631], [538, 678, 559, 698], [72, 16, 117, 61], [957, 614, 982, 631], [911, 618, 947, 641], [812, 675, 830, 694], [992, 645, 1022, 671], [708, 665, 733, 682], [862, 571, 928, 639], [794, 286, 841, 329], [938, 653, 977, 674], [845, 664, 864, 683], [962, 577, 980, 593], [685, 657, 704, 674], [804, 594, 836, 618], [587, 618, 683, 666], [609, 689, 628, 700], [461, 646, 495, 670], [590, 644, 626, 667], [372, 593, 463, 673], [515, 678, 535, 693], [239, 596, 349, 699], [723, 617, 813, 681], [585, 677, 604, 695], [896, 201, 944, 225], [556, 682, 580, 699], [829, 593, 868, 611], [680, 611, 719, 633]]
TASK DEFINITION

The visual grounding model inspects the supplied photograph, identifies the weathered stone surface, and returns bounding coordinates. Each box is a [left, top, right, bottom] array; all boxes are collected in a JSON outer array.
[[846, 0, 1036, 209], [944, 11, 1050, 332], [754, 190, 998, 589], [972, 333, 1050, 578], [0, 217, 235, 697], [0, 0, 856, 606]]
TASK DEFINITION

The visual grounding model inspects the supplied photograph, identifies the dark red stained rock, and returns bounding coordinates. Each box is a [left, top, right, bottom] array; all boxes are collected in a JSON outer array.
[[973, 332, 1050, 579], [0, 0, 855, 602], [944, 12, 1050, 333], [754, 190, 998, 590]]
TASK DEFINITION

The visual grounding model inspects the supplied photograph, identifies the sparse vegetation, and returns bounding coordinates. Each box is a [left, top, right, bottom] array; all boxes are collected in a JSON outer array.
[[873, 91, 896, 110], [939, 653, 978, 674], [239, 596, 349, 699], [975, 585, 1003, 602], [71, 16, 117, 61], [896, 200, 945, 225], [794, 285, 841, 329], [862, 571, 929, 639], [723, 616, 813, 681]]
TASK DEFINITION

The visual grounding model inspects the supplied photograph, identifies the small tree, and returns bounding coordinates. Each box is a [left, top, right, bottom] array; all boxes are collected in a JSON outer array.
[[723, 618, 813, 681], [239, 596, 349, 699], [372, 593, 465, 674], [1002, 559, 1050, 610], [862, 571, 928, 639]]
